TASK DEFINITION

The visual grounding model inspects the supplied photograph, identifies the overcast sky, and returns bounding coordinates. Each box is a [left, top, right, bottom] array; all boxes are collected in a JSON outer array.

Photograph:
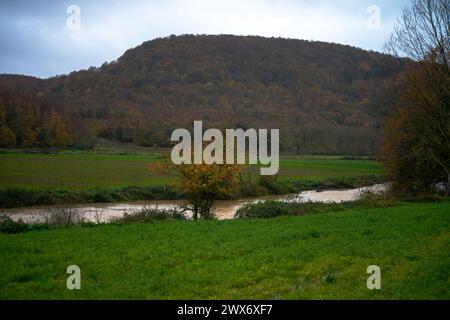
[[0, 0, 412, 78]]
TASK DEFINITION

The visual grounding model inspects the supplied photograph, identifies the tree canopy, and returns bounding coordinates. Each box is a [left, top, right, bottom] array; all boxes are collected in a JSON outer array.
[[0, 35, 402, 154]]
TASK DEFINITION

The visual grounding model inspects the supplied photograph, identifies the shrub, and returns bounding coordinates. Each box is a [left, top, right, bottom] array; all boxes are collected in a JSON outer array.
[[86, 189, 118, 203], [235, 188, 398, 219], [0, 214, 29, 234], [45, 206, 85, 226], [0, 188, 38, 208], [118, 185, 182, 200], [112, 207, 187, 223], [353, 188, 396, 208], [292, 180, 321, 191], [235, 182, 269, 198], [258, 176, 282, 194], [235, 201, 335, 219], [0, 186, 184, 208], [316, 175, 386, 190]]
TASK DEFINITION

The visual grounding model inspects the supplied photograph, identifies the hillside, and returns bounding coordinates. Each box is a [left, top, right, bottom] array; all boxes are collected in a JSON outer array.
[[0, 35, 402, 154]]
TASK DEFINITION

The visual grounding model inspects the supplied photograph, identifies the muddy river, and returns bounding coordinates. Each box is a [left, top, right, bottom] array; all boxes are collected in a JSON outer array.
[[3, 184, 386, 223]]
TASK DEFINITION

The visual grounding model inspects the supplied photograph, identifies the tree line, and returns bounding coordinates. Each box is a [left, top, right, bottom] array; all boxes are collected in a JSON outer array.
[[379, 0, 449, 195]]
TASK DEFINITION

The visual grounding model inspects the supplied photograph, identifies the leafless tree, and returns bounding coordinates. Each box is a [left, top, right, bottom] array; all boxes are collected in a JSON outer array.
[[384, 0, 449, 66], [383, 0, 450, 195]]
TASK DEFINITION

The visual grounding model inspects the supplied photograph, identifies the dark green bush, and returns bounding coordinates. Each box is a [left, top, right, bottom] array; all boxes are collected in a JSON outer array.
[[0, 188, 38, 207], [318, 175, 385, 190], [235, 201, 338, 219], [258, 176, 283, 194], [113, 207, 187, 223], [87, 189, 118, 203], [354, 188, 396, 208], [0, 185, 183, 208], [236, 182, 269, 198], [118, 185, 181, 200], [0, 215, 30, 234], [292, 180, 321, 191], [235, 188, 397, 219]]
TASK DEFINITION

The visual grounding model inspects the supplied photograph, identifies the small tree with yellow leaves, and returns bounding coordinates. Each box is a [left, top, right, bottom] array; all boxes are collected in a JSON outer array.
[[149, 151, 242, 220]]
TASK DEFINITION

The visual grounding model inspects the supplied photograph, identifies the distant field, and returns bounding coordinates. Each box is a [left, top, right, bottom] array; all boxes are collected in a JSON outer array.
[[277, 157, 383, 182], [0, 152, 383, 190], [0, 152, 172, 189], [0, 202, 448, 299]]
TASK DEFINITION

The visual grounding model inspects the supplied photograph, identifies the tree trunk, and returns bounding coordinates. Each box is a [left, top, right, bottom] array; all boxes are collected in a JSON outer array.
[[446, 172, 450, 197], [194, 207, 198, 221]]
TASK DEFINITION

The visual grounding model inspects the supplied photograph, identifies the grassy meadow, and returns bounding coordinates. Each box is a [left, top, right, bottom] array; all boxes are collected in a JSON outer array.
[[0, 151, 383, 190], [0, 201, 449, 299], [1, 149, 448, 300]]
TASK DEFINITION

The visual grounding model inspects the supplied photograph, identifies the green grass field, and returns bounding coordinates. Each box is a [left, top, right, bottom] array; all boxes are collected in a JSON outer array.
[[1, 201, 448, 299], [277, 157, 383, 181], [0, 152, 383, 190]]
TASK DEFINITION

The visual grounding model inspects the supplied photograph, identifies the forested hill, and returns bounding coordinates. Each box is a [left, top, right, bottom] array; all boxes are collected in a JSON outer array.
[[0, 35, 402, 154]]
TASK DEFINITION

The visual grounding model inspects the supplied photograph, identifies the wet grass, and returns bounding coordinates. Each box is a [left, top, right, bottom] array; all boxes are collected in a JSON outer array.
[[0, 201, 448, 299], [0, 151, 385, 208], [277, 157, 383, 181], [0, 152, 171, 189], [0, 152, 383, 189]]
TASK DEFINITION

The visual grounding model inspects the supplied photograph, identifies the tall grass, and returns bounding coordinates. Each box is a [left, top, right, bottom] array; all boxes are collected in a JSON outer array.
[[113, 207, 187, 223], [45, 206, 85, 226]]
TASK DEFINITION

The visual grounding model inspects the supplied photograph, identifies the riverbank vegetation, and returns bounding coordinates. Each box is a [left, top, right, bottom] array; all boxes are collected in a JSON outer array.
[[235, 189, 397, 219], [3, 189, 447, 234], [0, 175, 385, 208]]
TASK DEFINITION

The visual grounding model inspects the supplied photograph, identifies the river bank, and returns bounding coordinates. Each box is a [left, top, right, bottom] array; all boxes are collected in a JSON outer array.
[[0, 175, 386, 209], [4, 184, 387, 223]]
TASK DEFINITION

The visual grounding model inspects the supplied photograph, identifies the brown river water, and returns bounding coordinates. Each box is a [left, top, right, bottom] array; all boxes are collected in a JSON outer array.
[[3, 184, 386, 223]]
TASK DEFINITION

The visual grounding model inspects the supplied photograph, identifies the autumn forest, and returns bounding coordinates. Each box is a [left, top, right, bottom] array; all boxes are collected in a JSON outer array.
[[0, 35, 403, 155]]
